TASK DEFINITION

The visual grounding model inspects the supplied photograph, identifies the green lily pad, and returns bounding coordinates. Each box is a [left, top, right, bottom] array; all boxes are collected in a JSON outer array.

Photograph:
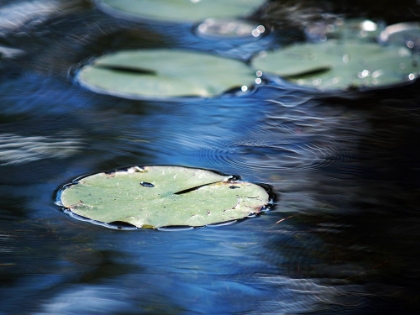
[[76, 49, 257, 99], [305, 18, 382, 42], [96, 0, 265, 23], [251, 40, 419, 90], [195, 18, 266, 39], [333, 19, 382, 41], [58, 166, 271, 229]]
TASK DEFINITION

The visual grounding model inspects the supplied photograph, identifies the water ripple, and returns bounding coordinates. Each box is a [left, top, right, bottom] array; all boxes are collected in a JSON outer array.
[[177, 102, 368, 177], [0, 132, 84, 166]]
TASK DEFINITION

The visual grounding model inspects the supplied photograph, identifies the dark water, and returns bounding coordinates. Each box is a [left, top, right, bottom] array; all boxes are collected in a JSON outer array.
[[1, 0, 420, 314]]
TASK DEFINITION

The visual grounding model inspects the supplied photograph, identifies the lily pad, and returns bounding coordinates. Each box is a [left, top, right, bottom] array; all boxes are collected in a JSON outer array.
[[305, 18, 382, 42], [251, 40, 419, 90], [96, 0, 265, 23], [76, 49, 257, 99], [195, 18, 266, 39], [57, 166, 272, 229]]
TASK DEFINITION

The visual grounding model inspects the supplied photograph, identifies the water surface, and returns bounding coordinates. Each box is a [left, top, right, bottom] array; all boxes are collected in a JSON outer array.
[[1, 1, 420, 314]]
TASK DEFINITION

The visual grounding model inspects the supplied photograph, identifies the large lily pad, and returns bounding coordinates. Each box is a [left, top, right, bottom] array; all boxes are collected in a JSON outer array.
[[76, 49, 257, 99], [58, 166, 271, 229], [251, 40, 419, 90], [96, 0, 265, 23]]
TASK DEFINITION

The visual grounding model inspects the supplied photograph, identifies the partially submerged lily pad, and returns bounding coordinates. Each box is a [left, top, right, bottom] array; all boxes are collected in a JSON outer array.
[[76, 49, 257, 99], [251, 40, 419, 90], [195, 18, 266, 39], [305, 18, 382, 42], [96, 0, 265, 23], [57, 166, 272, 229]]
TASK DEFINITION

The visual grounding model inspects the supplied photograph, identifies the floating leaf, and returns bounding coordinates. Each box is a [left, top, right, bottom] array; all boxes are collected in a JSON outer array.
[[76, 49, 257, 99], [58, 166, 272, 229], [334, 19, 382, 41], [96, 0, 265, 23], [305, 18, 382, 42], [251, 40, 419, 90]]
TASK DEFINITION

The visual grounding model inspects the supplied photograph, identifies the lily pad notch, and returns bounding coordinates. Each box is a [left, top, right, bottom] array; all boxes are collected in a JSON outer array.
[[56, 166, 275, 230]]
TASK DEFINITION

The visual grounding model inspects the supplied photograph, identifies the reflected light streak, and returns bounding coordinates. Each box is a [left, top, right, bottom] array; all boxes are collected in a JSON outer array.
[[0, 0, 60, 35], [0, 133, 84, 165]]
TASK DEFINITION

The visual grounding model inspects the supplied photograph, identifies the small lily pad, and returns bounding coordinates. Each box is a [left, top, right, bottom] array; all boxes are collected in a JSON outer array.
[[96, 0, 265, 23], [195, 18, 266, 39], [305, 18, 382, 42], [57, 166, 272, 229], [251, 40, 419, 90], [76, 49, 257, 99]]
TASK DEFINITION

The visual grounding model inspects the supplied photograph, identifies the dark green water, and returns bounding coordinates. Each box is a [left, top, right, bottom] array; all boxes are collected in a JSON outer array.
[[1, 1, 420, 314]]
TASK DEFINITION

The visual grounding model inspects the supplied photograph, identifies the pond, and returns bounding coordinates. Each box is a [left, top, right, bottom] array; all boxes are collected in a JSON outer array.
[[1, 0, 420, 314]]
